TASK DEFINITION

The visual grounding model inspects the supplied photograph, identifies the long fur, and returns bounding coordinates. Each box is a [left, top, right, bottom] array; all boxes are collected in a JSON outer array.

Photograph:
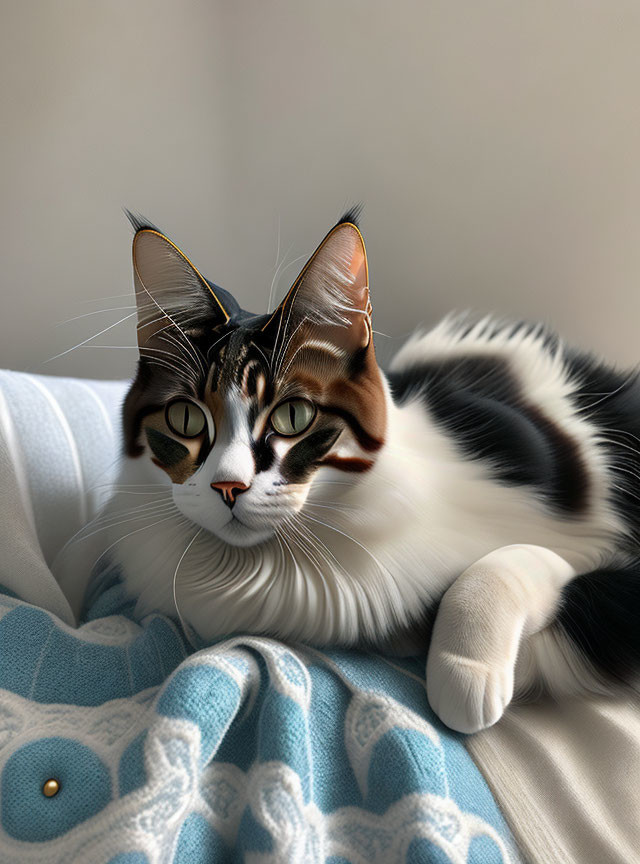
[[72, 216, 640, 733]]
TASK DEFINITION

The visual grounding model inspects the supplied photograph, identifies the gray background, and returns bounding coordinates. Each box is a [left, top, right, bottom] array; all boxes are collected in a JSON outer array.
[[2, 1, 640, 379]]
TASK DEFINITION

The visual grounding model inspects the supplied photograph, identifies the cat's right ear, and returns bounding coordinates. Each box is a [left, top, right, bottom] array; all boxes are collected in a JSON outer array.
[[127, 214, 229, 350]]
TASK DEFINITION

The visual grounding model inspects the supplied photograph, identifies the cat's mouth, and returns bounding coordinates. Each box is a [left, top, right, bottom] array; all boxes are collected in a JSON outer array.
[[227, 513, 248, 529], [213, 512, 274, 547]]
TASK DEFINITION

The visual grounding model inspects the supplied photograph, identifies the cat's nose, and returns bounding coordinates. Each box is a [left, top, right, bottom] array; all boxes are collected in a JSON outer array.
[[210, 480, 250, 508]]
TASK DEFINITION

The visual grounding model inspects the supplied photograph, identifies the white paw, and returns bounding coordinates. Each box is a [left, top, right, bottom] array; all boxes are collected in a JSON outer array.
[[424, 544, 573, 733], [426, 646, 515, 734]]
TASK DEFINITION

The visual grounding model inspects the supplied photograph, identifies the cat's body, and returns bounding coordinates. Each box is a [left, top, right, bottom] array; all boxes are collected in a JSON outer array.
[[73, 211, 640, 733]]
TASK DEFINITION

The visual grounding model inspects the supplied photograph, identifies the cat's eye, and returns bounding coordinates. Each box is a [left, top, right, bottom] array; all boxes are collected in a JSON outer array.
[[165, 399, 207, 438], [270, 399, 316, 437]]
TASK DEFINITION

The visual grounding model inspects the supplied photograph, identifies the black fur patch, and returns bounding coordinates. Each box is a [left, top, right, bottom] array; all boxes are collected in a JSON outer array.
[[252, 436, 276, 474], [387, 355, 589, 514], [145, 428, 189, 467], [557, 560, 640, 685], [319, 405, 383, 452], [565, 350, 640, 542], [281, 427, 341, 482]]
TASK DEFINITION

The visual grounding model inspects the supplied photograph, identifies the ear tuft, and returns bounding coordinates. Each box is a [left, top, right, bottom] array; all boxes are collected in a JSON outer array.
[[336, 204, 363, 230], [123, 208, 161, 235]]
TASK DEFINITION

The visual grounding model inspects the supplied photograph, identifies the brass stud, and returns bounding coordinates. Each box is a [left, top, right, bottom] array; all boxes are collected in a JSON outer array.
[[42, 779, 60, 798]]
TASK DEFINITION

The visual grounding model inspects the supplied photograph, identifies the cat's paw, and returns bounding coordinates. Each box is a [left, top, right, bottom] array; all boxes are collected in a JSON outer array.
[[424, 545, 574, 733], [426, 646, 515, 734]]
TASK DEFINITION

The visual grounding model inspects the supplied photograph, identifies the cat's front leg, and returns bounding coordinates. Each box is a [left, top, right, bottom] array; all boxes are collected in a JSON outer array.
[[426, 544, 576, 734]]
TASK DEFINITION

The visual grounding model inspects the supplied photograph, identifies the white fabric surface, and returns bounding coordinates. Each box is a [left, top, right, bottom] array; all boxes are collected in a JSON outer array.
[[468, 695, 640, 864], [0, 370, 125, 621], [0, 368, 638, 862]]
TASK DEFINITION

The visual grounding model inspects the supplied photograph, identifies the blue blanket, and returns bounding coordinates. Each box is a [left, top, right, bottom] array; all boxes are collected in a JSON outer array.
[[0, 568, 520, 863], [0, 369, 520, 863]]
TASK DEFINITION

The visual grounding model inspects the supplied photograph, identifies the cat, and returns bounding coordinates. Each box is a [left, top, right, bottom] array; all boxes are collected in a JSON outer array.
[[82, 208, 640, 734]]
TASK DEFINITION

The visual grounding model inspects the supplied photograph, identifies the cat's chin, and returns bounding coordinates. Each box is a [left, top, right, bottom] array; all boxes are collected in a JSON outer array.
[[207, 515, 274, 548]]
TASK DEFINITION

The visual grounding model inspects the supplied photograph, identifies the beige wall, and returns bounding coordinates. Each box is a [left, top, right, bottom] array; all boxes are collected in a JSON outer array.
[[2, 1, 640, 379]]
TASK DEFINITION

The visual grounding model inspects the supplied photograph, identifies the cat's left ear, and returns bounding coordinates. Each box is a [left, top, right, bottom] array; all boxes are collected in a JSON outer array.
[[264, 217, 372, 353], [128, 215, 229, 349]]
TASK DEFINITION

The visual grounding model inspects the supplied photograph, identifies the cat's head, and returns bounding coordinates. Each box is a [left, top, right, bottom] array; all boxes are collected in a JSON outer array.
[[123, 211, 387, 547]]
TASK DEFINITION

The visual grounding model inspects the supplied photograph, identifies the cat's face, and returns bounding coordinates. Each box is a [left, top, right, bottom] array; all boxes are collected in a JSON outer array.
[[123, 212, 387, 547]]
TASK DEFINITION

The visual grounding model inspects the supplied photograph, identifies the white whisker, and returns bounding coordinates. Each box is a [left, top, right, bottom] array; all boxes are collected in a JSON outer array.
[[90, 512, 187, 574], [55, 306, 136, 326], [136, 284, 207, 378], [44, 311, 139, 363], [72, 503, 178, 544], [173, 527, 203, 648], [300, 511, 391, 579]]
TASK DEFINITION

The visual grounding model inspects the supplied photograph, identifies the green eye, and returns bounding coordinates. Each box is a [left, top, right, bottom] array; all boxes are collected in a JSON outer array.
[[165, 399, 207, 438], [270, 399, 316, 437]]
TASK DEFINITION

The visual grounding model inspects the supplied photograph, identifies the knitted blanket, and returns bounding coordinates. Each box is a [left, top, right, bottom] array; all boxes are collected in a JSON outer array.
[[0, 370, 519, 863]]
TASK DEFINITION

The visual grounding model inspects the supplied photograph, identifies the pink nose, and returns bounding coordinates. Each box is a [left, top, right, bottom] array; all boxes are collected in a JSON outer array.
[[210, 480, 249, 507]]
